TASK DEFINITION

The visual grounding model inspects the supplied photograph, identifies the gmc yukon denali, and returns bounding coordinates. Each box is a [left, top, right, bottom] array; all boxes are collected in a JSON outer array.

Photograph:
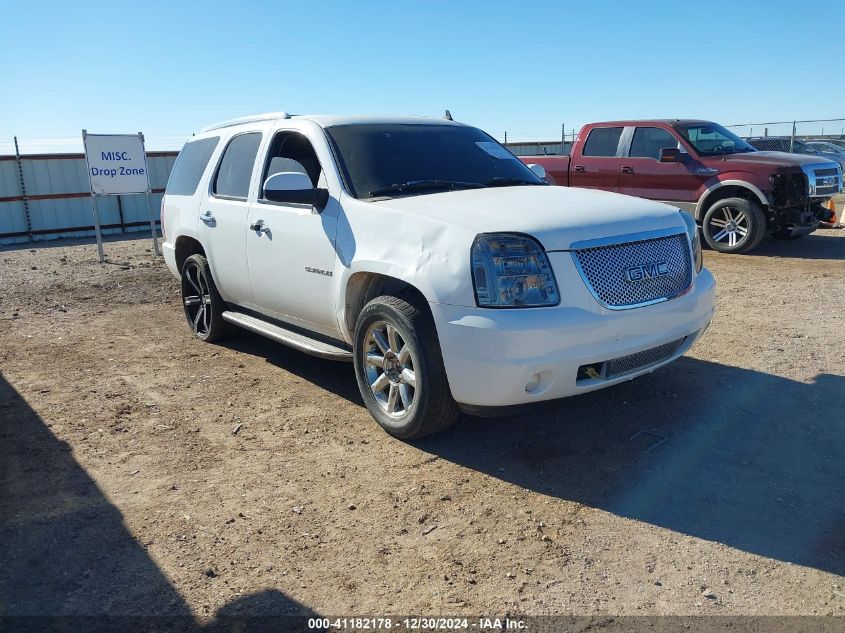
[[521, 120, 843, 253], [162, 112, 715, 438]]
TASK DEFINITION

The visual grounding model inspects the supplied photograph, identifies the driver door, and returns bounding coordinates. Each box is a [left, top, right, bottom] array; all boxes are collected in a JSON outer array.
[[619, 126, 697, 205], [246, 129, 341, 338]]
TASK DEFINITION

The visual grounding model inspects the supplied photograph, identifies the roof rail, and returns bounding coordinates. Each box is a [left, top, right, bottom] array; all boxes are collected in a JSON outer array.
[[200, 112, 290, 133]]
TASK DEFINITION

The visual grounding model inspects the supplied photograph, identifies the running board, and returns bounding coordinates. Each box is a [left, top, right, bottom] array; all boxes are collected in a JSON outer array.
[[221, 310, 353, 361]]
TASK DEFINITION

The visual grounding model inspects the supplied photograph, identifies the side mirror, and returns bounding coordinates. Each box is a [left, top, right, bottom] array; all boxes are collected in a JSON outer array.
[[659, 148, 683, 163], [526, 163, 547, 180], [263, 172, 328, 209]]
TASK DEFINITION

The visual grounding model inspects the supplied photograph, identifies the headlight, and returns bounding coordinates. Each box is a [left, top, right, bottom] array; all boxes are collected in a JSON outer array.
[[471, 233, 559, 307], [679, 210, 703, 273]]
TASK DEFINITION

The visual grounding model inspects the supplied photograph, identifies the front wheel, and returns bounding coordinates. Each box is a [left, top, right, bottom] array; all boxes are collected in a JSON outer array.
[[702, 197, 767, 254], [353, 295, 459, 439]]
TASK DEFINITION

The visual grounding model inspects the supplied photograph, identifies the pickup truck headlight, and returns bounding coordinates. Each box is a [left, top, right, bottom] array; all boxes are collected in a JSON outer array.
[[679, 210, 703, 273], [471, 233, 560, 307]]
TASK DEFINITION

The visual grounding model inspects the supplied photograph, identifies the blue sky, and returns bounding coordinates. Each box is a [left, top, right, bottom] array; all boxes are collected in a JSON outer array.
[[2, 0, 844, 151]]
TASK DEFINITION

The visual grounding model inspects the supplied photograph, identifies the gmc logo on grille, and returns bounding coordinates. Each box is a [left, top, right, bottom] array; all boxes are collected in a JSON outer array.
[[624, 261, 669, 282]]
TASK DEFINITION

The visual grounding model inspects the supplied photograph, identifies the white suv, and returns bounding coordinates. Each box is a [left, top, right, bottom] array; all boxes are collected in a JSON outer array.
[[162, 112, 715, 438]]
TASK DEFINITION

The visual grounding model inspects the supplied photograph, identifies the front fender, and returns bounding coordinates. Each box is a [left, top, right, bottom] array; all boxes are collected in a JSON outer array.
[[335, 198, 479, 309], [695, 175, 771, 218]]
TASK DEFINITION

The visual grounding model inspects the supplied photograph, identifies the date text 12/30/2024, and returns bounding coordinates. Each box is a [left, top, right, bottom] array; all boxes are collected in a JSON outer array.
[[307, 617, 527, 630]]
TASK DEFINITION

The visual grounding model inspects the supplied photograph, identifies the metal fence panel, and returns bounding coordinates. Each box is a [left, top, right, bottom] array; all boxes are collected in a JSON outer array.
[[0, 150, 178, 244], [0, 160, 22, 197], [0, 201, 28, 244], [119, 192, 164, 226], [146, 154, 176, 189]]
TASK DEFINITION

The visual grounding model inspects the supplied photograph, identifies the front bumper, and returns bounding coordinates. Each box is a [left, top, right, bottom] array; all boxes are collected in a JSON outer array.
[[431, 263, 716, 408]]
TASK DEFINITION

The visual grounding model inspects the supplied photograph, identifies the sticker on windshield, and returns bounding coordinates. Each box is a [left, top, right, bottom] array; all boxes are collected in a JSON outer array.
[[476, 141, 516, 160]]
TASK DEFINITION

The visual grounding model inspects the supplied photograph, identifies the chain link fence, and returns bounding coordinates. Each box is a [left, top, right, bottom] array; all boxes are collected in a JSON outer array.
[[723, 119, 845, 173], [725, 119, 845, 148]]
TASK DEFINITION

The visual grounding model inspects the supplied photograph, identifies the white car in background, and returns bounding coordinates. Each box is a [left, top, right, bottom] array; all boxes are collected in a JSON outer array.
[[804, 140, 845, 173], [161, 112, 715, 439]]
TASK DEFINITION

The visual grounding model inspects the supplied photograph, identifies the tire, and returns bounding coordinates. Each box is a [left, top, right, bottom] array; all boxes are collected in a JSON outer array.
[[180, 254, 234, 343], [701, 197, 767, 254], [353, 295, 459, 439]]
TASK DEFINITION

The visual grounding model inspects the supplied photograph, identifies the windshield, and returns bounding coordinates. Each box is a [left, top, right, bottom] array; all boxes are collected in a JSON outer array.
[[673, 123, 757, 156], [325, 123, 545, 199]]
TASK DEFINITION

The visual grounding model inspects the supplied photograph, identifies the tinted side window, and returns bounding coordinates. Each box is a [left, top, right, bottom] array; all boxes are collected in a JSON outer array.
[[165, 136, 219, 196], [582, 127, 623, 157], [213, 132, 262, 199], [630, 127, 678, 160]]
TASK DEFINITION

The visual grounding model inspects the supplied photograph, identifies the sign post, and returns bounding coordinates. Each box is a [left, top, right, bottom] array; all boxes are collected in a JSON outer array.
[[82, 130, 160, 262]]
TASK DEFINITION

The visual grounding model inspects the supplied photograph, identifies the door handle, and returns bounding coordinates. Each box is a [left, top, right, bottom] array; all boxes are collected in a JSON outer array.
[[573, 165, 585, 173], [249, 220, 270, 234], [620, 165, 633, 174], [200, 211, 215, 224]]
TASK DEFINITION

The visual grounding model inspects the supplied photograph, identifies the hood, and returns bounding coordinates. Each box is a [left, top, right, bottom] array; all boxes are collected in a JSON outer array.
[[714, 150, 837, 169], [369, 185, 686, 251]]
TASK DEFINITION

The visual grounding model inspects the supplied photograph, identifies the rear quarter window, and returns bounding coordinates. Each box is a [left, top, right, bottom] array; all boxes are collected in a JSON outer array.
[[165, 136, 220, 196]]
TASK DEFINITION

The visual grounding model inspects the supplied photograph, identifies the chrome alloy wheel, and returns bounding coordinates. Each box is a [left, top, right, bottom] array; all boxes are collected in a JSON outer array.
[[707, 206, 749, 248], [182, 261, 213, 337], [363, 320, 417, 418]]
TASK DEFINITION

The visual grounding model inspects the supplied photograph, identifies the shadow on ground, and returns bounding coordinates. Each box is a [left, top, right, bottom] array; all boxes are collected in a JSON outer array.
[[0, 231, 161, 254], [734, 231, 844, 260], [0, 375, 317, 631], [224, 333, 362, 405], [227, 330, 844, 576], [416, 357, 844, 577]]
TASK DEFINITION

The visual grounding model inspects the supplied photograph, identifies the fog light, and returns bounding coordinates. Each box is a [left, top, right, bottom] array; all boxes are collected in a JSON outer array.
[[524, 373, 541, 392]]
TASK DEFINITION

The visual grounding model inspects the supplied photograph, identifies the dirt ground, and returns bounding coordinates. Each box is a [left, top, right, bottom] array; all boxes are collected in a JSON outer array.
[[1, 229, 843, 622]]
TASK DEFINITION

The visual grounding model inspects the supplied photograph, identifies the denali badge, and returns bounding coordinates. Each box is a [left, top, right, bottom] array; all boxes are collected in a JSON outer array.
[[624, 261, 669, 282], [305, 266, 333, 277]]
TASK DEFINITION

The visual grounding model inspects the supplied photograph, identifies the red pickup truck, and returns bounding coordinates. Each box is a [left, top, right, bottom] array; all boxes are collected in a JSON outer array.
[[520, 120, 842, 253]]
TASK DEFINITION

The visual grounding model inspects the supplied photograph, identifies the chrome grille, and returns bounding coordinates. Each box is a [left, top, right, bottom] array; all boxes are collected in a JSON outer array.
[[813, 167, 841, 196], [572, 233, 692, 309], [606, 337, 687, 378]]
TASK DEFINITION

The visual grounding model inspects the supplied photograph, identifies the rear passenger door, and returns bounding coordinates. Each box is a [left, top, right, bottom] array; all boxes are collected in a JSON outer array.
[[197, 131, 263, 305], [570, 126, 623, 191]]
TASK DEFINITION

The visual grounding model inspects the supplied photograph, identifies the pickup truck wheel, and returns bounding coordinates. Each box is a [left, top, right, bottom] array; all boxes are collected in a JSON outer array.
[[353, 295, 459, 439], [702, 197, 766, 254], [181, 254, 233, 343]]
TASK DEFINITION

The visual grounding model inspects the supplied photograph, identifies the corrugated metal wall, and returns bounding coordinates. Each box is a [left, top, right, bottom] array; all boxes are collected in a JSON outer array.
[[0, 152, 177, 245]]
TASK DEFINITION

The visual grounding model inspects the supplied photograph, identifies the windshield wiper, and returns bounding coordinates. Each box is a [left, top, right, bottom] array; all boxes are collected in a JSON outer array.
[[368, 179, 485, 198], [484, 177, 545, 187]]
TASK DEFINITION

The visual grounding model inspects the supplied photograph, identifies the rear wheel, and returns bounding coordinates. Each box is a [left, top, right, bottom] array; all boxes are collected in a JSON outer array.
[[702, 197, 766, 254], [353, 295, 459, 439], [180, 254, 233, 342]]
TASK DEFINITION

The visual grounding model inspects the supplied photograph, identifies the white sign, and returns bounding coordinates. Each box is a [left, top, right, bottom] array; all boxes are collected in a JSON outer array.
[[83, 133, 150, 195]]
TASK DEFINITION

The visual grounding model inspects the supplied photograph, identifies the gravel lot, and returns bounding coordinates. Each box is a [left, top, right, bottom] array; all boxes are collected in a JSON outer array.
[[1, 230, 843, 621]]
